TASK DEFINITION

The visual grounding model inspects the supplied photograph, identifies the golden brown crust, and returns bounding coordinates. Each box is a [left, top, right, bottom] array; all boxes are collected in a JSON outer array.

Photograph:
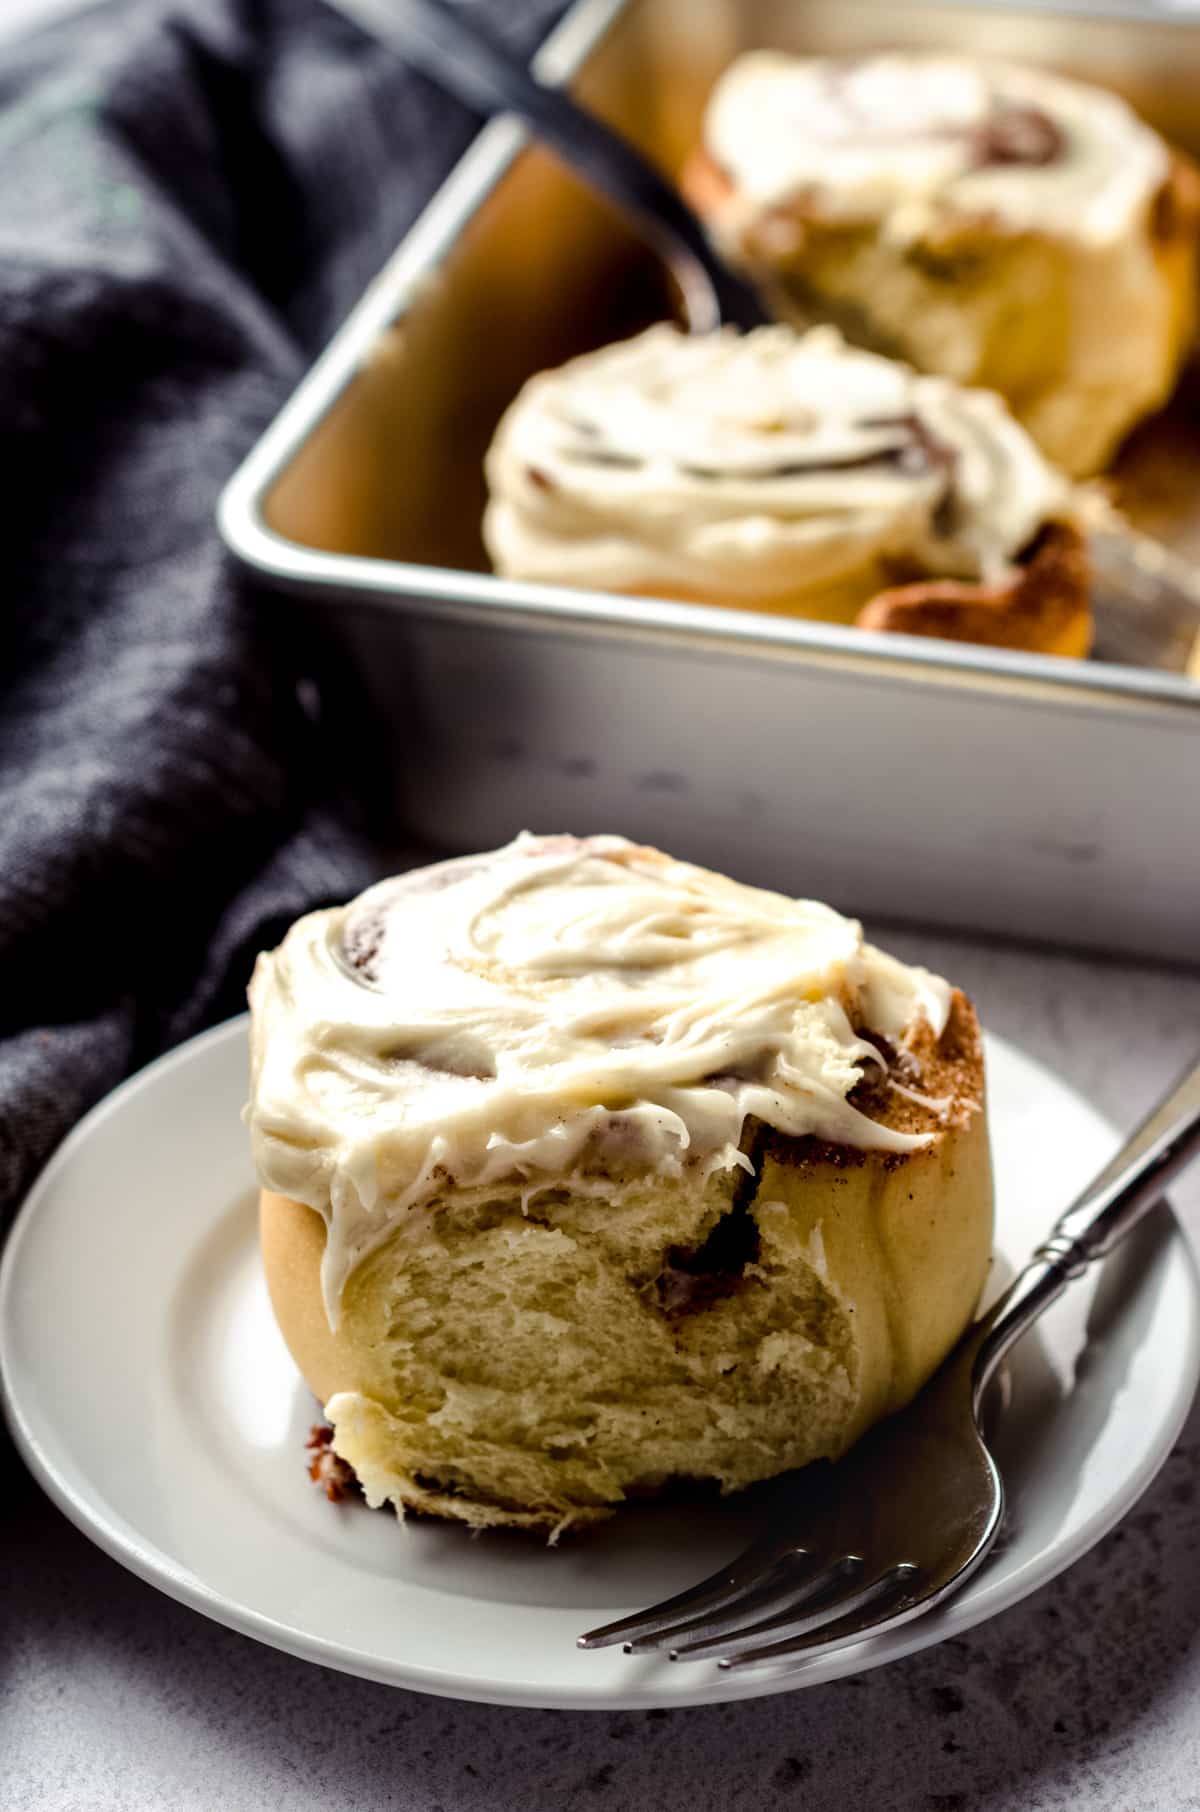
[[855, 520, 1093, 657], [1152, 151, 1200, 245]]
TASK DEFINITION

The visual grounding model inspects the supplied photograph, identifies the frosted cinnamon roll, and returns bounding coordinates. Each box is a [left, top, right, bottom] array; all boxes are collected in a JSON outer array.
[[248, 833, 993, 1535], [683, 53, 1200, 477], [484, 323, 1091, 657]]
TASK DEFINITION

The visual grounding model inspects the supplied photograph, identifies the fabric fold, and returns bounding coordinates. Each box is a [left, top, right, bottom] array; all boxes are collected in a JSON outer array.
[[0, 0, 560, 1216]]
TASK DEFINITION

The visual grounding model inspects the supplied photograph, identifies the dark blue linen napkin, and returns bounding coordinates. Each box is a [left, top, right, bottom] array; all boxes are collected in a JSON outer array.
[[0, 0, 556, 1219]]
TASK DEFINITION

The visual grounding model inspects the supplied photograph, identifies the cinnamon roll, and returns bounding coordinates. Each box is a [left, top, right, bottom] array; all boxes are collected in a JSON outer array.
[[248, 833, 993, 1536], [683, 53, 1200, 478], [483, 322, 1092, 656]]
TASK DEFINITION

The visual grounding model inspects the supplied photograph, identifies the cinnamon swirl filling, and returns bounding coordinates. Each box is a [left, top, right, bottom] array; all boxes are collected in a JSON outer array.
[[698, 52, 1169, 245], [247, 834, 959, 1323], [483, 322, 1076, 632]]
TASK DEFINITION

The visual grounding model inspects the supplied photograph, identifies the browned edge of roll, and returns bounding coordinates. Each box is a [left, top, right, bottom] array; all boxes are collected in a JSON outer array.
[[855, 520, 1092, 657]]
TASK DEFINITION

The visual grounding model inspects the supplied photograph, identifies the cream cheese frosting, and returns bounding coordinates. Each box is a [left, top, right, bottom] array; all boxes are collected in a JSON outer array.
[[246, 834, 955, 1324], [483, 323, 1070, 607], [702, 51, 1169, 247]]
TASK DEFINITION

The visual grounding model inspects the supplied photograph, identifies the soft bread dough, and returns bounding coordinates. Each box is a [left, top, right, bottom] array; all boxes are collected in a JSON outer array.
[[259, 997, 992, 1536]]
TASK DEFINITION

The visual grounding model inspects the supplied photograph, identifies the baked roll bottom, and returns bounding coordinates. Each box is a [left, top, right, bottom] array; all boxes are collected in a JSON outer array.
[[260, 994, 993, 1536], [622, 520, 1092, 656], [857, 519, 1092, 656]]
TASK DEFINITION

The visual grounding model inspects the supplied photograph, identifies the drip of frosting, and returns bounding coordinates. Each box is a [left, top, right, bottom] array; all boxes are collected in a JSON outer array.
[[703, 52, 1168, 246], [246, 834, 955, 1324], [484, 324, 1070, 605]]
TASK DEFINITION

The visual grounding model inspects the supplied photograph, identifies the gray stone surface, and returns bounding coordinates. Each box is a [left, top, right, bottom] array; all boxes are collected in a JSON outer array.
[[4, 928, 1200, 1812]]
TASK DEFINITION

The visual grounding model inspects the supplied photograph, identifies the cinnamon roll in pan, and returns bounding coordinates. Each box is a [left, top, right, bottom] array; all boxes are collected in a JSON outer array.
[[683, 53, 1200, 478], [249, 835, 993, 1536], [484, 324, 1092, 658]]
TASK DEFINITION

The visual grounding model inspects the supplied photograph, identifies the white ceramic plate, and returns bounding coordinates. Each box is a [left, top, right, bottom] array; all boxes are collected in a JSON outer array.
[[2, 1019, 1197, 1710]]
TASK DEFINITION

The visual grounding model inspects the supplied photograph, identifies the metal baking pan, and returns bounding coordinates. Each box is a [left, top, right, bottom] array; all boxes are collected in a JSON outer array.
[[219, 0, 1200, 966]]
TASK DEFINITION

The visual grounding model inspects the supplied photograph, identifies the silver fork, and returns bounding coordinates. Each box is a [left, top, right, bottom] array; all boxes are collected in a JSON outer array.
[[579, 1054, 1200, 1670]]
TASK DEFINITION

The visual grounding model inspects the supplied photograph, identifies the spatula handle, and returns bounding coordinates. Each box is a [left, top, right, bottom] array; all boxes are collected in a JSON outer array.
[[331, 0, 770, 333]]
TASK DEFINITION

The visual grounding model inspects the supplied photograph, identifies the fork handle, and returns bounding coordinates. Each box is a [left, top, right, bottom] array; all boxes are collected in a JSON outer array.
[[329, 0, 770, 333], [972, 1053, 1200, 1402]]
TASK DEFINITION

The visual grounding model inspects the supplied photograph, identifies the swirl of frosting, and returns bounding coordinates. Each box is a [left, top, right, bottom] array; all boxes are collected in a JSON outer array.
[[483, 324, 1070, 608], [702, 52, 1168, 246], [247, 834, 955, 1323]]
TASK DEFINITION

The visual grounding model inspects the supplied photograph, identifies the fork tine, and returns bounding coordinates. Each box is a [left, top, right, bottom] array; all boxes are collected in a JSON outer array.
[[721, 1528, 1004, 1670], [576, 1533, 794, 1650], [625, 1549, 840, 1655], [666, 1554, 866, 1660], [715, 1563, 923, 1669]]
